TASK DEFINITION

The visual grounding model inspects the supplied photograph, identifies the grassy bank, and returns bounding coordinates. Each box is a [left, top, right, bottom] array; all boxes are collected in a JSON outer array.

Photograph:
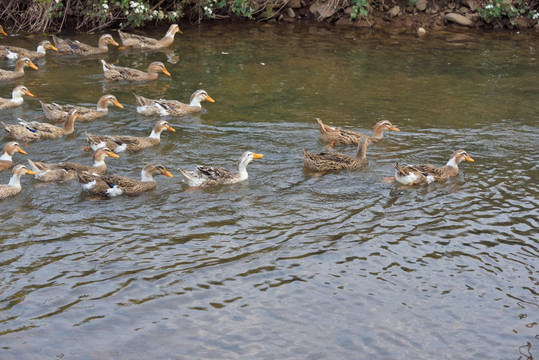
[[0, 0, 538, 33]]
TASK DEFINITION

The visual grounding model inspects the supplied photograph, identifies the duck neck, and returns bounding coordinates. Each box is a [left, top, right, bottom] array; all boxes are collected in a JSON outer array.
[[236, 159, 249, 177], [11, 91, 24, 105], [36, 44, 46, 54], [63, 115, 76, 133], [446, 157, 460, 168], [372, 125, 386, 139], [92, 155, 106, 167], [141, 169, 156, 182], [149, 127, 163, 140], [14, 63, 26, 73], [0, 150, 12, 161], [355, 137, 369, 160], [96, 99, 109, 112], [8, 173, 22, 187], [188, 97, 203, 107], [98, 38, 108, 50]]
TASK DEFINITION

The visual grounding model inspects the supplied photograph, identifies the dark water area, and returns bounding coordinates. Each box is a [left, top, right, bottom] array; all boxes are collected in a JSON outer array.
[[0, 24, 538, 359]]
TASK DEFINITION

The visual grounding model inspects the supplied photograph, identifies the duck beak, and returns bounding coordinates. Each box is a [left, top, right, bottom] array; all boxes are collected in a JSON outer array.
[[177, 27, 183, 34], [390, 126, 400, 131], [162, 69, 171, 77], [108, 152, 120, 158], [167, 125, 176, 132], [465, 155, 474, 162], [111, 39, 119, 46], [114, 100, 124, 109], [29, 61, 39, 70], [163, 169, 173, 177], [0, 29, 7, 36], [252, 153, 264, 159], [26, 169, 36, 175], [205, 95, 215, 103], [50, 44, 58, 51], [25, 90, 36, 97], [18, 148, 28, 155]]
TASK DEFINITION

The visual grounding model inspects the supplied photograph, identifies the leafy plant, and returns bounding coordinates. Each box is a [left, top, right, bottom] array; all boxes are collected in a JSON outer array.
[[350, 0, 369, 20], [477, 0, 535, 26]]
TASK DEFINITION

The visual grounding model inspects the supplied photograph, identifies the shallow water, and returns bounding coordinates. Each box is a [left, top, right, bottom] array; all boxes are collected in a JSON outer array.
[[0, 23, 538, 359]]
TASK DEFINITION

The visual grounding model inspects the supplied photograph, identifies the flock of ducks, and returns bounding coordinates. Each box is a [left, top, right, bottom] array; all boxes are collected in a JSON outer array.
[[0, 23, 474, 201]]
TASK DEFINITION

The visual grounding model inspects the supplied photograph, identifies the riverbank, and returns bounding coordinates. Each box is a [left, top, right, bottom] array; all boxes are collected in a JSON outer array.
[[1, 0, 538, 34], [261, 0, 539, 32]]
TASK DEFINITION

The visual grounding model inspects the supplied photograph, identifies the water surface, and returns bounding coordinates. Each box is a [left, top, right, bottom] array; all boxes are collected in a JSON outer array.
[[0, 23, 538, 359]]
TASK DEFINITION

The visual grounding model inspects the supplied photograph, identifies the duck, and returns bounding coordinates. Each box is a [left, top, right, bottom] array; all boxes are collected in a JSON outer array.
[[316, 118, 400, 146], [52, 34, 119, 56], [0, 25, 7, 36], [0, 85, 35, 110], [118, 24, 182, 49], [134, 90, 215, 116], [0, 57, 38, 81], [178, 151, 264, 187], [101, 59, 170, 81], [0, 40, 58, 60], [85, 120, 175, 153], [2, 109, 80, 142], [0, 164, 35, 201], [0, 141, 27, 172], [77, 163, 173, 197], [391, 150, 475, 186], [40, 94, 123, 122], [303, 136, 370, 172], [27, 147, 119, 182]]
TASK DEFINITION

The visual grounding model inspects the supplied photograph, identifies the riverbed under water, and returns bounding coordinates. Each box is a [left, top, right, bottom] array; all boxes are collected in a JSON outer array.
[[0, 23, 537, 359]]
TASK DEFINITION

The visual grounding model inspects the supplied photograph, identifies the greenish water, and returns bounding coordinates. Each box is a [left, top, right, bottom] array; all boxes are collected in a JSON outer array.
[[0, 23, 538, 359]]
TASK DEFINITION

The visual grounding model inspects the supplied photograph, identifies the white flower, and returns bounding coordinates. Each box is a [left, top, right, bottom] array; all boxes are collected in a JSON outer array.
[[153, 10, 158, 16], [533, 13, 539, 20], [102, 3, 109, 9], [171, 11, 177, 18], [485, 4, 493, 9], [55, 0, 59, 3]]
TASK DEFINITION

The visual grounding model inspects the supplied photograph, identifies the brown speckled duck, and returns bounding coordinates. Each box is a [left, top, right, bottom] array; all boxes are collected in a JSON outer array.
[[0, 141, 27, 172], [40, 94, 123, 122], [78, 163, 173, 198], [101, 59, 170, 81], [118, 24, 181, 49], [303, 136, 370, 172], [0, 40, 58, 60], [134, 90, 215, 117], [53, 34, 119, 56], [0, 164, 35, 201], [0, 57, 38, 81], [2, 109, 80, 142], [391, 150, 474, 186], [85, 120, 175, 153], [178, 151, 263, 187], [0, 85, 35, 110], [316, 118, 400, 146], [27, 147, 119, 182]]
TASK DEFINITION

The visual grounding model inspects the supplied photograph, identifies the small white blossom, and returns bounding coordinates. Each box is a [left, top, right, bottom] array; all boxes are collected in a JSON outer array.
[[533, 13, 539, 20], [102, 3, 109, 9], [485, 4, 494, 9], [153, 10, 158, 16]]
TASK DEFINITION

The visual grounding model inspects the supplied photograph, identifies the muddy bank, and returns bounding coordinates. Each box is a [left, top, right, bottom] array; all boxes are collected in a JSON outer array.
[[252, 0, 539, 32]]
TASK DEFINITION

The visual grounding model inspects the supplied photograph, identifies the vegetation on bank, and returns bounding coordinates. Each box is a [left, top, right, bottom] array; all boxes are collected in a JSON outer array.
[[0, 0, 537, 33]]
